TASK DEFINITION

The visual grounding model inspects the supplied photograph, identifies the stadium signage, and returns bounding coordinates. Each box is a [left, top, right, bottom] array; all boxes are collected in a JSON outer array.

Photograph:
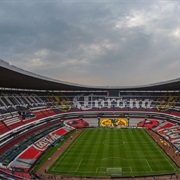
[[33, 133, 60, 151], [73, 94, 153, 110]]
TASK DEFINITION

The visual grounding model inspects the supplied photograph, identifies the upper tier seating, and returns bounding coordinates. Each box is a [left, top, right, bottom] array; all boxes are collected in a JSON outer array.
[[0, 91, 179, 114], [0, 90, 179, 135]]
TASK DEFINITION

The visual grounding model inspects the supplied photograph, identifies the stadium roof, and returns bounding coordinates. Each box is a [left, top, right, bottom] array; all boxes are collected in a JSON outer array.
[[0, 59, 180, 91]]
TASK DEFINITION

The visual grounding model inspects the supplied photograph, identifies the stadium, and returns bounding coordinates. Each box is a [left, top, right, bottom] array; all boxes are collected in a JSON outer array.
[[0, 59, 180, 180]]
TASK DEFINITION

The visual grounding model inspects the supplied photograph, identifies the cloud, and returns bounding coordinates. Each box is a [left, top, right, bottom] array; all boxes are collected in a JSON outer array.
[[0, 0, 180, 86]]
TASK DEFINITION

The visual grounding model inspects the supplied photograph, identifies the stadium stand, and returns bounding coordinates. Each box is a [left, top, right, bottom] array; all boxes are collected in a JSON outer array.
[[153, 121, 180, 151], [9, 126, 73, 171], [0, 60, 179, 179]]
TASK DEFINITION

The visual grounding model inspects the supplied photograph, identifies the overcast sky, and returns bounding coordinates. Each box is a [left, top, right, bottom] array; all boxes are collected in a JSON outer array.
[[0, 0, 180, 87]]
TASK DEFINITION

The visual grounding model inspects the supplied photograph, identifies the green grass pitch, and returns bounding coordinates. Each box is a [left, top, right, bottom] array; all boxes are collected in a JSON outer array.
[[48, 128, 179, 177]]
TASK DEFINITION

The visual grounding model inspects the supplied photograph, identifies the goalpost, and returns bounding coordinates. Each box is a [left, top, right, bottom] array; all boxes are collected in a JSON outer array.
[[106, 168, 122, 177]]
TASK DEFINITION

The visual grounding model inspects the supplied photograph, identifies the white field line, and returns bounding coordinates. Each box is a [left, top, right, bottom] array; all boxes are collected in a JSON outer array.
[[145, 159, 152, 171], [96, 167, 132, 173], [76, 159, 82, 172], [53, 129, 176, 174], [144, 132, 176, 171], [52, 130, 85, 171], [53, 169, 97, 173], [96, 167, 175, 174], [102, 157, 125, 160]]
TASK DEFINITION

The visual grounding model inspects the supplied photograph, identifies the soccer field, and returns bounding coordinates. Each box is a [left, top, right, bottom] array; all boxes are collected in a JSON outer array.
[[48, 128, 178, 177]]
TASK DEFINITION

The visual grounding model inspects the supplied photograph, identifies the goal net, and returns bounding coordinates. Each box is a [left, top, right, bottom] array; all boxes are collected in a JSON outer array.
[[106, 168, 122, 176]]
